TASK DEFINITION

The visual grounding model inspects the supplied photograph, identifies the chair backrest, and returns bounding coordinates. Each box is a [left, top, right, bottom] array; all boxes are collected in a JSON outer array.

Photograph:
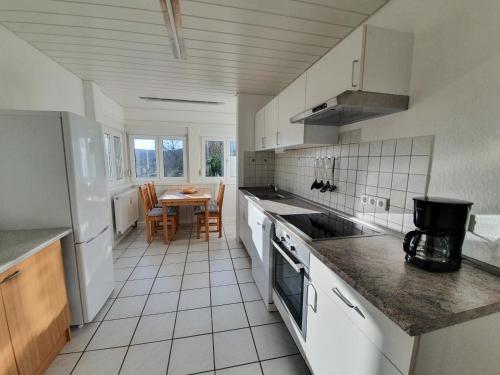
[[216, 182, 225, 213], [138, 185, 153, 215], [147, 182, 158, 206]]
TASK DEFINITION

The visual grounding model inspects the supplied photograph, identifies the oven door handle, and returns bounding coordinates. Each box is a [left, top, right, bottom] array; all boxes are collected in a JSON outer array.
[[272, 240, 304, 273]]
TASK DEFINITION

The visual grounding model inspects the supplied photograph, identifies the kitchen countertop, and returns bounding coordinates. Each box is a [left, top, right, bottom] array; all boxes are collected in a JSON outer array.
[[239, 187, 500, 336], [0, 228, 72, 274]]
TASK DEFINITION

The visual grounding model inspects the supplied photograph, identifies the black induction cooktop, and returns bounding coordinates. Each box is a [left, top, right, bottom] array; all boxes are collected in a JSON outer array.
[[279, 212, 381, 241]]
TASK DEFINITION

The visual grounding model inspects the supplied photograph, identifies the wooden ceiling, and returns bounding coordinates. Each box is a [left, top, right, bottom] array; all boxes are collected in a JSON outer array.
[[0, 0, 388, 108]]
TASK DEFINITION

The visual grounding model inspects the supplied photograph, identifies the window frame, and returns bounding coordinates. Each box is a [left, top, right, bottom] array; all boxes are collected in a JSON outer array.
[[103, 129, 126, 187], [113, 135, 124, 181], [129, 135, 188, 183], [160, 136, 188, 181], [201, 137, 236, 183]]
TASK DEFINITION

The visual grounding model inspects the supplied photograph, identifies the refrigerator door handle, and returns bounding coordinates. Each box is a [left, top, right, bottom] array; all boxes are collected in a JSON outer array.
[[76, 225, 109, 245]]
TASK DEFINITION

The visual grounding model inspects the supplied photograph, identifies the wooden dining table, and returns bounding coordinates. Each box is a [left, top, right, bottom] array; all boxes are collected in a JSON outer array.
[[159, 188, 212, 243]]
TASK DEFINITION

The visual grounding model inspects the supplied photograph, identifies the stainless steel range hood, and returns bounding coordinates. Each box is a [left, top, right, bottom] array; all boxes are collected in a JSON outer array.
[[290, 91, 409, 126]]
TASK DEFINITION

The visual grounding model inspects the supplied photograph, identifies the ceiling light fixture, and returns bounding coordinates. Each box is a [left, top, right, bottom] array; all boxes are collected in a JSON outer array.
[[159, 0, 186, 60], [140, 96, 223, 105]]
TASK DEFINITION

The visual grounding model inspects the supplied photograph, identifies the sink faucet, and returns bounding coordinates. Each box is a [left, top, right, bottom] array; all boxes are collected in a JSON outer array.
[[268, 183, 279, 193]]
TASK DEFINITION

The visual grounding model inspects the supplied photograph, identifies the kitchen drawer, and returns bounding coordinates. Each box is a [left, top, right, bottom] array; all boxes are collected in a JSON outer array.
[[310, 254, 415, 374]]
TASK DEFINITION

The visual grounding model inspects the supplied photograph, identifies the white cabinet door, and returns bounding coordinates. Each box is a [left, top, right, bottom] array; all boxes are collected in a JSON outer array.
[[278, 74, 306, 147], [238, 193, 251, 252], [306, 285, 402, 375], [305, 27, 364, 108], [254, 107, 265, 151], [264, 96, 279, 150]]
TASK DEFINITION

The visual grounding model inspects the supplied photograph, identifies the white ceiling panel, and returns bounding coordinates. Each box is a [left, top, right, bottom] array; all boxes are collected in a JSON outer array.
[[0, 0, 389, 112]]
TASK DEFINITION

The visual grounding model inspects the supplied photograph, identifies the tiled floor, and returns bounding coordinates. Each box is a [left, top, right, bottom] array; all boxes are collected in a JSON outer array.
[[47, 222, 310, 375]]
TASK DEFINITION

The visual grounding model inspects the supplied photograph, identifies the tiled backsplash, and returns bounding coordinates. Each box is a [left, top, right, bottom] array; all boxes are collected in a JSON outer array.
[[275, 130, 434, 233], [243, 150, 275, 187]]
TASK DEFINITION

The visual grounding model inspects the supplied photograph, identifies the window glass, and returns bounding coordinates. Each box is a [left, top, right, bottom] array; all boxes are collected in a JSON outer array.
[[229, 139, 237, 178], [113, 136, 124, 180], [205, 140, 224, 177], [133, 138, 157, 178], [103, 134, 113, 181], [162, 138, 184, 178]]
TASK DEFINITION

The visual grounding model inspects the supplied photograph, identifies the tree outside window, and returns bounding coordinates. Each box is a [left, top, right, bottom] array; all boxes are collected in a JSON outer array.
[[163, 138, 184, 178], [205, 140, 224, 177]]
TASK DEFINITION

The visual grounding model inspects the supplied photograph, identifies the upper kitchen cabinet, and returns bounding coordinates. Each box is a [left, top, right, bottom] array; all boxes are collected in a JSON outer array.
[[264, 96, 279, 150], [305, 25, 414, 108], [254, 107, 266, 151]]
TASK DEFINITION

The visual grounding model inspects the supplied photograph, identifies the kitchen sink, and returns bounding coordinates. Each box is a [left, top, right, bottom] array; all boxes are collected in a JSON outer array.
[[243, 187, 291, 200]]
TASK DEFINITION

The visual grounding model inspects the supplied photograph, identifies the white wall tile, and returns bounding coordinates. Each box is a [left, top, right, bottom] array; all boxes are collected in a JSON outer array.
[[411, 135, 433, 156], [407, 174, 427, 194], [396, 138, 412, 156], [391, 173, 409, 191], [379, 156, 394, 173], [381, 139, 396, 156], [409, 156, 430, 175], [393, 156, 411, 173]]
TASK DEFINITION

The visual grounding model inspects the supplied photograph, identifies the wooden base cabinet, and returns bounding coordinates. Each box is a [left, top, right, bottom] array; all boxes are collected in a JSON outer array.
[[0, 240, 70, 375]]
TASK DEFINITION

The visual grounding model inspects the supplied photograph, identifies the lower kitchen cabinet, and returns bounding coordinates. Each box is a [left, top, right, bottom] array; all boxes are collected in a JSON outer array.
[[0, 293, 17, 375], [0, 240, 70, 375], [307, 284, 400, 375]]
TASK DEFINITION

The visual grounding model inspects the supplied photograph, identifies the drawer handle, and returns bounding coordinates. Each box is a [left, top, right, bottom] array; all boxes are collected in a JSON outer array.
[[308, 283, 318, 313], [332, 287, 365, 319], [1, 270, 22, 284]]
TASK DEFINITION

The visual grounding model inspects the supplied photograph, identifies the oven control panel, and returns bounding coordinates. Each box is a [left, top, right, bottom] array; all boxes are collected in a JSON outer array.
[[275, 222, 310, 269]]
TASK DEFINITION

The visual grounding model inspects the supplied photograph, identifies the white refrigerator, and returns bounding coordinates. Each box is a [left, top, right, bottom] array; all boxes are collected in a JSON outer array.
[[0, 110, 114, 325]]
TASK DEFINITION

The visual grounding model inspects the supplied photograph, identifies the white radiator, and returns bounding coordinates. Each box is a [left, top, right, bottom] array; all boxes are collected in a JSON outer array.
[[113, 188, 139, 235]]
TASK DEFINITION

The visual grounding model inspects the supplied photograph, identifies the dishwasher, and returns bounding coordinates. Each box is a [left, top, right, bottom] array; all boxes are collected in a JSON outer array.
[[247, 200, 275, 311]]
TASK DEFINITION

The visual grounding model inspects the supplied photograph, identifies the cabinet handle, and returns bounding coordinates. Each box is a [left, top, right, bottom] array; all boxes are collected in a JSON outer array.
[[1, 270, 22, 284], [308, 282, 318, 313], [262, 136, 265, 149], [276, 132, 280, 146], [351, 59, 359, 88], [332, 287, 365, 319]]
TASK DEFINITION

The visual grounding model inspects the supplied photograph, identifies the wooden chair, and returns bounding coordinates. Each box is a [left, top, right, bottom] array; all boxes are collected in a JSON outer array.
[[195, 182, 225, 238], [139, 185, 177, 242], [147, 182, 161, 208]]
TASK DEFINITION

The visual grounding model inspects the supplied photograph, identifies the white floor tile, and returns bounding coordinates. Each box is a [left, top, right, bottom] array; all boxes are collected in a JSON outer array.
[[105, 295, 147, 320], [72, 347, 127, 375], [121, 341, 171, 375], [114, 256, 141, 268], [121, 248, 146, 258], [211, 284, 242, 306], [216, 363, 262, 375], [93, 298, 115, 322], [46, 353, 81, 375], [261, 354, 311, 375], [189, 242, 209, 252], [210, 259, 234, 272], [233, 257, 251, 270], [239, 283, 262, 302], [60, 323, 99, 353], [174, 307, 212, 338], [144, 247, 167, 256], [119, 279, 154, 297], [110, 282, 124, 298], [214, 328, 258, 369], [87, 317, 139, 350], [138, 255, 164, 266], [187, 251, 209, 262], [114, 268, 133, 282], [151, 276, 182, 293], [209, 250, 231, 260], [158, 262, 185, 277], [178, 288, 211, 310], [212, 303, 248, 332], [245, 301, 282, 326], [167, 245, 188, 254], [182, 272, 210, 290], [143, 292, 179, 315], [168, 334, 214, 375], [209, 241, 229, 251], [132, 312, 176, 344], [252, 323, 298, 360], [184, 260, 209, 274], [235, 269, 254, 284], [210, 270, 237, 287], [129, 266, 160, 280], [164, 252, 187, 264], [230, 249, 248, 258]]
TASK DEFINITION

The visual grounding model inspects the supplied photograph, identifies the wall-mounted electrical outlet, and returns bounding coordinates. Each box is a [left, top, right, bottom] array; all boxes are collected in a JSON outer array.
[[361, 195, 369, 205], [376, 198, 389, 211], [368, 196, 377, 206]]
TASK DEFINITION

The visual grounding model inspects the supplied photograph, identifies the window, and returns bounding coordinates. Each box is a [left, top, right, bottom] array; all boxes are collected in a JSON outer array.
[[229, 139, 237, 178], [113, 135, 124, 180], [133, 138, 157, 179], [204, 139, 224, 177], [103, 133, 113, 181], [162, 138, 185, 178]]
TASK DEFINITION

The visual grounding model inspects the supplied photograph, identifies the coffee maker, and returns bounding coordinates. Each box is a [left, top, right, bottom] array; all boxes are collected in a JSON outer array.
[[403, 197, 473, 272]]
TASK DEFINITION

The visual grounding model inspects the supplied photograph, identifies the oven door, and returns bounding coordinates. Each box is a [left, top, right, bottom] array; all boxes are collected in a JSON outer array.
[[272, 239, 308, 336]]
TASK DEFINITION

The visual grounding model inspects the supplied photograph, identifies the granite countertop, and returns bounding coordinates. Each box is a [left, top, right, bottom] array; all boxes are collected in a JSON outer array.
[[239, 187, 500, 336], [0, 228, 72, 274]]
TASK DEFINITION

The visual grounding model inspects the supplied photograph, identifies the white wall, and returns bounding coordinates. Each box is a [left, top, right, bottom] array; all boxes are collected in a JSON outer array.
[[0, 24, 85, 115], [339, 0, 500, 266], [236, 94, 273, 186]]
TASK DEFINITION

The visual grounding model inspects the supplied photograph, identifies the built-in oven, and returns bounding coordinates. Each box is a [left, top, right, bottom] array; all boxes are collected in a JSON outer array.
[[272, 234, 310, 339]]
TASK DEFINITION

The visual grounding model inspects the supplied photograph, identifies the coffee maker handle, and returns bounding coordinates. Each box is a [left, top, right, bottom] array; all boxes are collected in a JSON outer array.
[[403, 230, 422, 256]]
